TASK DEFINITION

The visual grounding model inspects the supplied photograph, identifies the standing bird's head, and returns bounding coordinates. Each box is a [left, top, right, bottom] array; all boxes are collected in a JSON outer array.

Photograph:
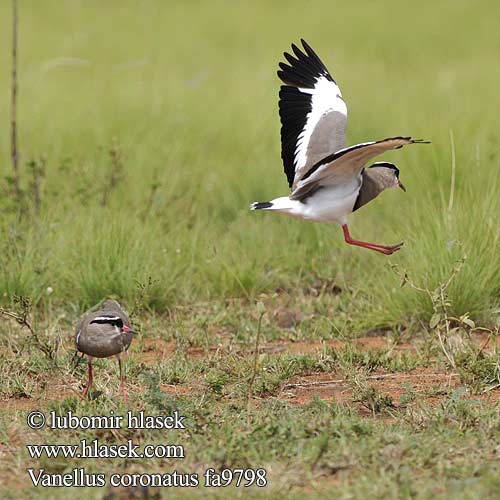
[[99, 299, 138, 335], [367, 162, 406, 192]]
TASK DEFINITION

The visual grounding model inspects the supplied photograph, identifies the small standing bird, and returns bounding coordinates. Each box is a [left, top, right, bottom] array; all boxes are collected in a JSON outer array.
[[251, 40, 430, 255], [76, 299, 137, 402]]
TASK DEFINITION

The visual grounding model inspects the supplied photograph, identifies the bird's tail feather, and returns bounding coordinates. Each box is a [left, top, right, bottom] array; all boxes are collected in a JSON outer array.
[[250, 197, 298, 215], [250, 201, 273, 210]]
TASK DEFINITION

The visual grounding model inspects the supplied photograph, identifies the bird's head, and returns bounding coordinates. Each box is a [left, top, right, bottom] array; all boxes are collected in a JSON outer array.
[[368, 162, 406, 192]]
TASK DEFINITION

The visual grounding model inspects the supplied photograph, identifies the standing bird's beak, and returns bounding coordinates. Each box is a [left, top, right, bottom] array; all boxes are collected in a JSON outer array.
[[398, 180, 406, 192], [122, 325, 138, 334]]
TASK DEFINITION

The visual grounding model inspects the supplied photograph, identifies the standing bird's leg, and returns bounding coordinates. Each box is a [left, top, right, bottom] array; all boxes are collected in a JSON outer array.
[[81, 360, 93, 400], [342, 225, 403, 255], [118, 356, 127, 403]]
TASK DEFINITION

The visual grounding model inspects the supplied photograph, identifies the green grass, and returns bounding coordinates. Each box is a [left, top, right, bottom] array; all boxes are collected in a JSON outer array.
[[0, 0, 499, 326], [1, 295, 499, 498], [1, 0, 500, 498], [2, 345, 500, 499]]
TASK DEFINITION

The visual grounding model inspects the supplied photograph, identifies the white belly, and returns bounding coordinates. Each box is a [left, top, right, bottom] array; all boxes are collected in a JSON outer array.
[[298, 178, 361, 224]]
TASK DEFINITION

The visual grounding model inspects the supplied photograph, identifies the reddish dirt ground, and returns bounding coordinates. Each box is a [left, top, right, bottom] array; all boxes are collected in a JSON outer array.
[[136, 329, 496, 361], [136, 333, 418, 361], [2, 331, 498, 414], [278, 368, 456, 406], [277, 367, 500, 415]]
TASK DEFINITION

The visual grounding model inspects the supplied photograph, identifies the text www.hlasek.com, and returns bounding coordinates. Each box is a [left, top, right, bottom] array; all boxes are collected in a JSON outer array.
[[26, 439, 183, 460], [26, 410, 268, 488]]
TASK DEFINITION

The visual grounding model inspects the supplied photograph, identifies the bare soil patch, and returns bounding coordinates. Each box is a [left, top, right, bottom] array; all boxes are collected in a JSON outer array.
[[277, 366, 500, 415], [1, 381, 78, 410], [260, 336, 416, 355]]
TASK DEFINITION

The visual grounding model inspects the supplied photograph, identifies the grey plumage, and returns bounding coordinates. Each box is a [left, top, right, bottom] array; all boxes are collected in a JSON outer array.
[[290, 137, 423, 202], [303, 109, 347, 176], [76, 299, 137, 402], [76, 300, 134, 358], [353, 164, 402, 212]]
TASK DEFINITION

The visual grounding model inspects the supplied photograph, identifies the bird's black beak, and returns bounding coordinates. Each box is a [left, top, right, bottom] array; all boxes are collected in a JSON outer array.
[[398, 180, 406, 192]]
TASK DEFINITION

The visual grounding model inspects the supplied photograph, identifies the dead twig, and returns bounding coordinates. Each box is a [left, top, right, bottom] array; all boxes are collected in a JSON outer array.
[[283, 372, 459, 390], [0, 298, 85, 397], [483, 383, 500, 393], [247, 308, 265, 419], [101, 137, 125, 207], [390, 254, 467, 368], [141, 169, 162, 221], [447, 129, 456, 221], [27, 155, 47, 215], [0, 298, 54, 361], [10, 0, 21, 202]]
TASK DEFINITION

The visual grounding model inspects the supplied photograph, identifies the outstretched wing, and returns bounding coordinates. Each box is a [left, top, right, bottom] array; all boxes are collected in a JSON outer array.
[[278, 39, 347, 189], [291, 137, 429, 200]]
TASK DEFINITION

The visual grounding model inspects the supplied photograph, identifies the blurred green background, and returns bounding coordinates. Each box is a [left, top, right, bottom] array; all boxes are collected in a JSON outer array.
[[0, 0, 499, 327]]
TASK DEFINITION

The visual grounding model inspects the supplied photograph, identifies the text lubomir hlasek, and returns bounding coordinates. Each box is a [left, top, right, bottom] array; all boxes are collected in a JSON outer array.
[[48, 410, 185, 430]]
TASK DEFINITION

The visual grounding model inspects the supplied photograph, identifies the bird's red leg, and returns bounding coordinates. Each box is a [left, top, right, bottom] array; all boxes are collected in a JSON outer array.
[[81, 361, 93, 400], [342, 225, 403, 255], [118, 357, 127, 403]]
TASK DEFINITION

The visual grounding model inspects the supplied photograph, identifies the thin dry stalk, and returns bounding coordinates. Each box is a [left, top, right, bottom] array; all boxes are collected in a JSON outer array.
[[27, 155, 47, 215], [283, 372, 459, 390], [10, 0, 21, 201], [0, 304, 83, 397], [101, 138, 125, 207], [0, 306, 54, 360], [391, 255, 467, 368], [247, 310, 265, 420], [141, 170, 162, 221], [448, 129, 456, 218]]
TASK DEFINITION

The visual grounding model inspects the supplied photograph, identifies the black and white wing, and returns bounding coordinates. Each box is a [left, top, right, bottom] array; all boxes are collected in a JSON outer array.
[[290, 137, 430, 200], [278, 39, 347, 190]]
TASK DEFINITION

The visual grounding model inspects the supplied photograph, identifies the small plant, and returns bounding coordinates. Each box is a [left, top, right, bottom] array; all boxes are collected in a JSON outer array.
[[26, 155, 47, 215], [455, 349, 500, 394], [343, 364, 395, 414], [142, 371, 185, 414], [205, 368, 230, 394], [101, 137, 125, 207], [131, 276, 160, 322], [391, 255, 468, 368], [399, 382, 416, 407], [0, 295, 55, 361], [351, 379, 395, 414], [141, 168, 162, 221], [391, 257, 499, 391]]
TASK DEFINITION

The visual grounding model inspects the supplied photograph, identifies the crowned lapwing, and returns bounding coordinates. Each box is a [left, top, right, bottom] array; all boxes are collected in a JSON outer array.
[[251, 40, 430, 255], [76, 300, 137, 402]]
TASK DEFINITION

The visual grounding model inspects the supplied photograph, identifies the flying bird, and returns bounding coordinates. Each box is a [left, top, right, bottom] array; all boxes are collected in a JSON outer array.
[[251, 39, 429, 255], [76, 299, 137, 402]]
